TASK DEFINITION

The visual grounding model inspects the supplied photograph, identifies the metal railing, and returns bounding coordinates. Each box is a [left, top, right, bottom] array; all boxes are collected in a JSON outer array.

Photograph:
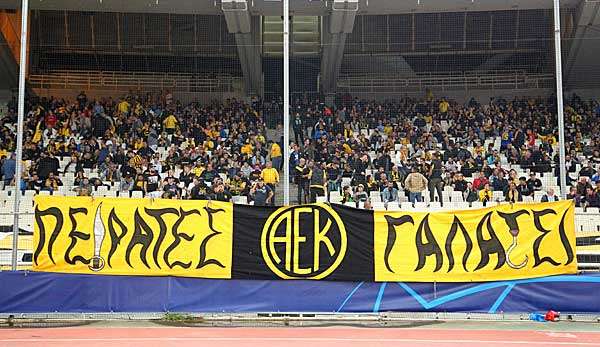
[[28, 70, 244, 93], [337, 70, 556, 93]]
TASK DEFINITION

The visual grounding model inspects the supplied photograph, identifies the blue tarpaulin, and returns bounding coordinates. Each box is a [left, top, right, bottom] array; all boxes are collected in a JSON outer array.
[[1, 272, 599, 313]]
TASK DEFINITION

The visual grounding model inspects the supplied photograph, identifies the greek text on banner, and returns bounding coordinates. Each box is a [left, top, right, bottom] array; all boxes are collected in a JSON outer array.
[[33, 196, 233, 278], [374, 200, 577, 282]]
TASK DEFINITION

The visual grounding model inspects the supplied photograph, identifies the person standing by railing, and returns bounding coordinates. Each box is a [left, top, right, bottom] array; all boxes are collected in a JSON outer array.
[[428, 152, 444, 204], [405, 166, 428, 204], [260, 161, 279, 206]]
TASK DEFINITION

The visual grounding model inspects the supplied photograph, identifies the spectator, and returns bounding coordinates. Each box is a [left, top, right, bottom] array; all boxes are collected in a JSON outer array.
[[452, 173, 468, 192], [294, 158, 311, 204], [567, 186, 581, 207], [341, 185, 354, 204], [582, 187, 600, 208], [326, 161, 341, 194], [75, 177, 92, 196], [405, 167, 428, 203], [132, 173, 147, 195], [464, 182, 479, 203], [1, 153, 16, 186], [250, 179, 273, 206], [592, 169, 600, 184], [479, 183, 493, 205], [270, 141, 282, 171], [472, 171, 489, 190], [576, 176, 592, 196], [382, 181, 399, 205], [505, 182, 522, 203], [517, 177, 533, 197], [119, 175, 134, 194], [261, 161, 279, 206], [353, 184, 368, 205], [428, 152, 444, 203], [210, 182, 232, 202], [162, 176, 181, 199], [309, 161, 326, 203], [491, 170, 508, 192], [527, 173, 543, 192], [541, 188, 560, 202]]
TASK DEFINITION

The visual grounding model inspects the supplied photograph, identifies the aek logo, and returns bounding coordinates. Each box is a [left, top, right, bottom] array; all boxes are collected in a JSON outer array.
[[261, 204, 347, 279]]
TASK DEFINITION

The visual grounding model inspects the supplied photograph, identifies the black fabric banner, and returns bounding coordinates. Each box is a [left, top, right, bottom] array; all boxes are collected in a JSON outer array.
[[232, 204, 374, 281]]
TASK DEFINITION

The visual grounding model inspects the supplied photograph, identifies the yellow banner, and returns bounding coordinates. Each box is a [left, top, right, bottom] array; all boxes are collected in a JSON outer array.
[[374, 200, 577, 282], [33, 196, 233, 278]]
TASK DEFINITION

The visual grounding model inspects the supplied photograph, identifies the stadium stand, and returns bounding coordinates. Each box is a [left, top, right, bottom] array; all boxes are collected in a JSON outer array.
[[0, 91, 597, 210], [1, 2, 600, 271]]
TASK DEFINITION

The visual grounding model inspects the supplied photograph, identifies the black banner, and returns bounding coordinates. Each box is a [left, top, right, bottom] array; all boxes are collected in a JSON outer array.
[[233, 204, 374, 281]]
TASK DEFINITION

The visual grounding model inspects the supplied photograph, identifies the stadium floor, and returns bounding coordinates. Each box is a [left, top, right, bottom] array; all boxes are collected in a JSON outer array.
[[2, 321, 600, 346]]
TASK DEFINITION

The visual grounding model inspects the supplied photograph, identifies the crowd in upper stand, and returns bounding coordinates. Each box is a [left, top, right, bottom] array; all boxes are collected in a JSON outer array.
[[0, 89, 599, 209]]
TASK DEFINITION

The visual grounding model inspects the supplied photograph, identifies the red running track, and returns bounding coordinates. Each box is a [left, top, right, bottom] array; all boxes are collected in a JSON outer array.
[[2, 327, 600, 347]]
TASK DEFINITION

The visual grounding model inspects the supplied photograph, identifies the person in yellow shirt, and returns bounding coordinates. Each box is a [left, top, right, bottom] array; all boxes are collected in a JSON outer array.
[[270, 142, 282, 170], [192, 161, 205, 177], [478, 183, 493, 205], [58, 121, 70, 137], [203, 139, 215, 151], [342, 143, 353, 154], [261, 161, 279, 206], [117, 98, 130, 115], [163, 114, 178, 135], [383, 124, 393, 136], [133, 138, 144, 150], [241, 141, 253, 155], [439, 98, 449, 114]]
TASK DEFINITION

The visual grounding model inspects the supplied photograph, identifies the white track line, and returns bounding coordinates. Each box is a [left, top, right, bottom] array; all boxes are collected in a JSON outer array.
[[0, 337, 597, 345]]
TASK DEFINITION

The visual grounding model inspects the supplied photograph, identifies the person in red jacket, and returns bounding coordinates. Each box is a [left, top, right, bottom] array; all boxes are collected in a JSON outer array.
[[472, 171, 489, 190]]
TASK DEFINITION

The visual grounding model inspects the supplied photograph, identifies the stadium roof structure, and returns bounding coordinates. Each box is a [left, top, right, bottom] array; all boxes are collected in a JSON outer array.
[[0, 0, 580, 15]]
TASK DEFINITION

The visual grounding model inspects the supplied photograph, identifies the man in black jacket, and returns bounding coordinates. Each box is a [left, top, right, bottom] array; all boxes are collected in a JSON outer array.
[[294, 158, 311, 204], [36, 152, 59, 180]]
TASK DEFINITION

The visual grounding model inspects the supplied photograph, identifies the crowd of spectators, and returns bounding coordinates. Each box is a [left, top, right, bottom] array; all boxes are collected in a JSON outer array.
[[0, 90, 599, 210], [287, 92, 600, 209]]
